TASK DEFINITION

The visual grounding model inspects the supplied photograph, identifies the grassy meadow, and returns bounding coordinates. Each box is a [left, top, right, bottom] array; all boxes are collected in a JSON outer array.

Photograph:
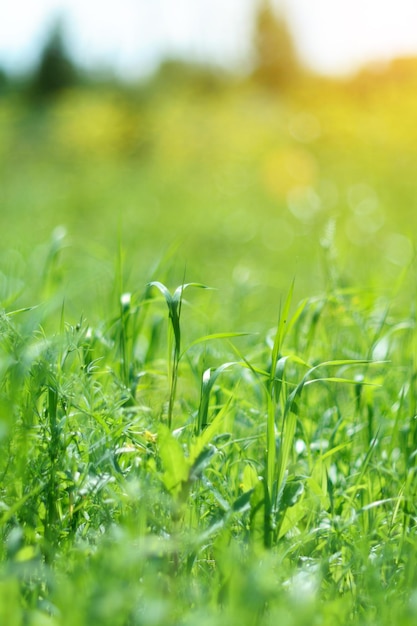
[[2, 58, 417, 624]]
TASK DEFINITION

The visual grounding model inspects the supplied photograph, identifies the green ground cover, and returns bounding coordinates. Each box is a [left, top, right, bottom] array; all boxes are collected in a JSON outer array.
[[1, 68, 417, 624]]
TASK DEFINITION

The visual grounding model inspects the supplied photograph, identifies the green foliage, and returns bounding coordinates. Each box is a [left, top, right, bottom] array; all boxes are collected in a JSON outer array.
[[148, 281, 209, 429], [0, 263, 415, 624], [2, 50, 417, 625], [28, 20, 79, 100], [252, 0, 302, 90]]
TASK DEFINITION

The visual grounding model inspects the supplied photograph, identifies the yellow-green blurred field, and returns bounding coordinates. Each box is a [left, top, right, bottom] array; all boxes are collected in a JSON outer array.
[[2, 59, 417, 325]]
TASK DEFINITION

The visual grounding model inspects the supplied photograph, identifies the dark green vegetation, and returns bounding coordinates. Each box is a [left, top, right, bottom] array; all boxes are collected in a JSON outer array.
[[2, 23, 417, 623]]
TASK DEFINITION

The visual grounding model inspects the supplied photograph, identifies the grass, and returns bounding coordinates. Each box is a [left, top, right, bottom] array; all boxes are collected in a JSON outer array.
[[1, 265, 417, 625], [2, 68, 417, 623]]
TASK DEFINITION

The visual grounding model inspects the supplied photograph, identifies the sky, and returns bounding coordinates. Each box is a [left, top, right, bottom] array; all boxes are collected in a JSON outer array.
[[1, 0, 417, 78]]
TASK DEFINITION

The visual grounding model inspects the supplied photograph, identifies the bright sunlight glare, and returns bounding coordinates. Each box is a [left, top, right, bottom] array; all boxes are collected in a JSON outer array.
[[284, 0, 417, 74], [1, 0, 417, 77]]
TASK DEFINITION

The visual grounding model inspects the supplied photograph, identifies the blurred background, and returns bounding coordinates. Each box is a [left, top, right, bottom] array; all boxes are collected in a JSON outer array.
[[1, 0, 417, 325]]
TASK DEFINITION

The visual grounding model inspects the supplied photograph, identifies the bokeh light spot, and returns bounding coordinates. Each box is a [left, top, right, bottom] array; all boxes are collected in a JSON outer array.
[[288, 111, 321, 143], [262, 147, 318, 199], [384, 233, 413, 266], [287, 186, 321, 222]]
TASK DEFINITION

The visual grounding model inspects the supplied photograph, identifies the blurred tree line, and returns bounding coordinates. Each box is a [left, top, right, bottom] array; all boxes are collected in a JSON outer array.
[[1, 0, 415, 104], [0, 0, 304, 101], [29, 22, 79, 99], [253, 0, 302, 89]]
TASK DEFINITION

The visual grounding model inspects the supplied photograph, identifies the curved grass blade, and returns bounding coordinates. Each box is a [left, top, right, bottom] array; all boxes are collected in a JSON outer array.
[[148, 281, 209, 428], [197, 362, 239, 434], [180, 332, 251, 359]]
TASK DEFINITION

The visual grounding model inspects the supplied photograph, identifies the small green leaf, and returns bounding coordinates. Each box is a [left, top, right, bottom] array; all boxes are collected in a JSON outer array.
[[189, 444, 217, 481], [158, 425, 189, 495], [232, 489, 254, 513]]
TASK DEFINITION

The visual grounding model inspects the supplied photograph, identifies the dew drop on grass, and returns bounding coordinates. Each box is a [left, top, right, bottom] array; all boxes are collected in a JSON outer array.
[[295, 439, 306, 455], [51, 225, 67, 244], [372, 336, 389, 360], [120, 292, 132, 313]]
